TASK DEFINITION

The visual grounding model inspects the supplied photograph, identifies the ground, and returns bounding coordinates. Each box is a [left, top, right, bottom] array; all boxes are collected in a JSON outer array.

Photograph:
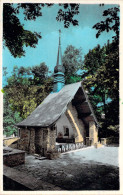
[[4, 146, 119, 191]]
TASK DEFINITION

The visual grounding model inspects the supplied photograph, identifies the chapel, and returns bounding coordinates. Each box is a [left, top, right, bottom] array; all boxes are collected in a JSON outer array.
[[16, 30, 99, 156]]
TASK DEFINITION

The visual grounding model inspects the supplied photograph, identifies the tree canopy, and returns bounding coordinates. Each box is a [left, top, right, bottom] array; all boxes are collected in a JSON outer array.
[[3, 4, 120, 139], [3, 93, 22, 136], [62, 45, 83, 84], [3, 3, 79, 58], [83, 5, 119, 137], [93, 7, 119, 43], [3, 64, 53, 119]]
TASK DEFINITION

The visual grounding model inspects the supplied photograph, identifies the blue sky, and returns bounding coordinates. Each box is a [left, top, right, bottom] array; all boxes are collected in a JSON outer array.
[[3, 4, 118, 85]]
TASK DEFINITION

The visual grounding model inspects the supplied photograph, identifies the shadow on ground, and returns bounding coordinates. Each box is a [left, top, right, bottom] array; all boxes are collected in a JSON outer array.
[[3, 146, 119, 191], [43, 163, 119, 190]]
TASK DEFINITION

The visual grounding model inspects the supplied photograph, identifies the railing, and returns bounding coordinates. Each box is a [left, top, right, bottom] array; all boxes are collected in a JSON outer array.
[[56, 142, 84, 153]]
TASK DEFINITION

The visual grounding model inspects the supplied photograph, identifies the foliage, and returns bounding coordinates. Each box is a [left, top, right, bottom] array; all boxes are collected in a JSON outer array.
[[83, 44, 106, 75], [62, 45, 83, 84], [83, 6, 119, 138], [83, 40, 119, 137], [16, 3, 53, 20], [3, 3, 119, 59], [66, 75, 82, 84], [3, 93, 22, 136], [56, 4, 79, 28], [3, 64, 53, 119], [3, 4, 41, 57], [3, 4, 119, 139], [93, 7, 120, 43], [31, 62, 48, 85], [3, 3, 79, 58]]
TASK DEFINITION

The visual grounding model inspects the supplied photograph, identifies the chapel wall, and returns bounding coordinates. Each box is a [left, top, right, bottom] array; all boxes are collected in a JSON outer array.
[[18, 128, 35, 154], [18, 128, 29, 152], [55, 113, 74, 138], [66, 102, 86, 144], [47, 127, 56, 151], [89, 121, 98, 145]]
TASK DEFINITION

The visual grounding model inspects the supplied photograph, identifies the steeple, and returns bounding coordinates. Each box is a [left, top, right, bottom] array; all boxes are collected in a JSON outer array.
[[56, 30, 62, 66], [53, 30, 65, 93]]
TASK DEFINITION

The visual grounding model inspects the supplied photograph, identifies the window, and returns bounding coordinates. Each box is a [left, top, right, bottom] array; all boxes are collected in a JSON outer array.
[[64, 126, 69, 136]]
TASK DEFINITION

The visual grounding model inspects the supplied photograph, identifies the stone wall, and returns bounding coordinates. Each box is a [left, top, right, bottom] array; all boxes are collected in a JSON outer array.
[[66, 103, 86, 143], [9, 141, 19, 149], [3, 147, 25, 167], [18, 127, 56, 156], [89, 121, 98, 145], [18, 128, 30, 152], [18, 128, 35, 154], [29, 128, 35, 154], [47, 127, 56, 151]]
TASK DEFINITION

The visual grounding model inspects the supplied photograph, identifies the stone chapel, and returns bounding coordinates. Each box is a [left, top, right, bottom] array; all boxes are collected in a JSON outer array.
[[16, 30, 99, 156]]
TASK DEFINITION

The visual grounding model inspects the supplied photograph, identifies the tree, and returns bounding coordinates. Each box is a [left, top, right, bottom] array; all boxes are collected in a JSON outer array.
[[3, 65, 53, 119], [6, 65, 32, 87], [93, 7, 120, 43], [3, 4, 119, 58], [83, 44, 106, 75], [62, 45, 83, 84], [3, 93, 22, 136], [3, 4, 42, 58], [83, 5, 119, 138], [56, 4, 79, 28], [31, 62, 49, 85], [92, 6, 119, 107], [83, 40, 119, 137], [3, 3, 79, 58]]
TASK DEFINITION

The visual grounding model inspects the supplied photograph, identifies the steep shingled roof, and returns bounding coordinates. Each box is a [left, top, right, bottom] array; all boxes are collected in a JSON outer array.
[[16, 82, 98, 127]]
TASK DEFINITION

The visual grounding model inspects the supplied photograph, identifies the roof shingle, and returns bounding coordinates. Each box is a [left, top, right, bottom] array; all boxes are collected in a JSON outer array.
[[16, 82, 98, 127]]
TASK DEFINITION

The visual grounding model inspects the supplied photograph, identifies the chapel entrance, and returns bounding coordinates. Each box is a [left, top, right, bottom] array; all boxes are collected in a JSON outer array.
[[35, 128, 48, 156]]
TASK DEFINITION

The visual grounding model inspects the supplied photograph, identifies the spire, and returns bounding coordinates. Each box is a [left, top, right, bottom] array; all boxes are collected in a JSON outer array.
[[56, 30, 62, 66], [53, 30, 65, 93]]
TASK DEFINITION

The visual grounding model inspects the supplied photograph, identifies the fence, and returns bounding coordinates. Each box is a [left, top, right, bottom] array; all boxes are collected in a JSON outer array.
[[56, 142, 84, 153]]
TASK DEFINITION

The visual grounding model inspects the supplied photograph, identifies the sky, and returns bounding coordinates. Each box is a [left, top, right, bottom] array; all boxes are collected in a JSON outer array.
[[2, 4, 118, 86]]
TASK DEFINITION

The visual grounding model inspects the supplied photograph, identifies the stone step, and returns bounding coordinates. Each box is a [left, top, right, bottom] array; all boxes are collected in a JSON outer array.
[[3, 165, 62, 191]]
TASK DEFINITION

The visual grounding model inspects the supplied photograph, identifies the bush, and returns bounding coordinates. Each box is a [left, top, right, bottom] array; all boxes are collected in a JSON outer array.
[[106, 136, 119, 145]]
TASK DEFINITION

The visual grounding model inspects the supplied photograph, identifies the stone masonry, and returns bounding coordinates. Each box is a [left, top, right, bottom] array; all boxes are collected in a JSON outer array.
[[18, 128, 35, 154], [3, 147, 25, 167], [18, 126, 56, 156], [29, 128, 35, 154], [18, 128, 30, 152], [47, 127, 56, 151], [89, 121, 98, 145]]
